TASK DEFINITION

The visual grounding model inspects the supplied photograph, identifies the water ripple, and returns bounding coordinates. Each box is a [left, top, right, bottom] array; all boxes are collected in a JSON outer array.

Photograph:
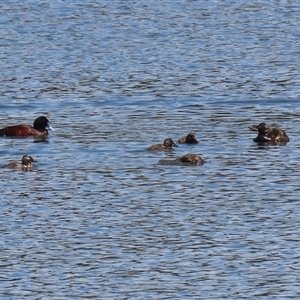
[[1, 0, 300, 299]]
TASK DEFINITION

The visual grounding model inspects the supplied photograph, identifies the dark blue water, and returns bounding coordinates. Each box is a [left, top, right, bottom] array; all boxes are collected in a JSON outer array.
[[1, 1, 300, 299]]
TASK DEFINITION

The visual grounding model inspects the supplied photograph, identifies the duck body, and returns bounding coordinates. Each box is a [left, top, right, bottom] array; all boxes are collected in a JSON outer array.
[[249, 122, 289, 145], [178, 133, 199, 144], [0, 116, 52, 137], [147, 138, 178, 151], [177, 153, 204, 165], [2, 155, 35, 170]]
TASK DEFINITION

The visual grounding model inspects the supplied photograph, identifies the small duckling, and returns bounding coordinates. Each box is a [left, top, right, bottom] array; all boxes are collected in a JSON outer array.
[[147, 138, 178, 151], [178, 132, 199, 144], [249, 122, 289, 145], [177, 153, 204, 165], [1, 155, 36, 170]]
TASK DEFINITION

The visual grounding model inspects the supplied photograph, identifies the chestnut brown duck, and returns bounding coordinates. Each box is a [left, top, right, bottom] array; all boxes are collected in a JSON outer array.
[[177, 132, 199, 144], [0, 116, 53, 138], [249, 122, 289, 145], [147, 138, 178, 151]]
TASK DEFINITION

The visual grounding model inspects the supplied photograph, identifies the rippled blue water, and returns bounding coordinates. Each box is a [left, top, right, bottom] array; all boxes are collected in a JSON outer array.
[[1, 0, 300, 299]]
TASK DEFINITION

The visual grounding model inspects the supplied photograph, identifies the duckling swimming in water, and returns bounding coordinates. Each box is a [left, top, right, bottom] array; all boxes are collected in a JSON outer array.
[[249, 122, 289, 145], [147, 138, 178, 152], [177, 132, 199, 144], [177, 153, 204, 165], [1, 155, 36, 170]]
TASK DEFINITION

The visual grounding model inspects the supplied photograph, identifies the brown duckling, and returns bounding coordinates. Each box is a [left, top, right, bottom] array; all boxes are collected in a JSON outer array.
[[177, 153, 204, 165], [147, 138, 178, 151], [249, 122, 289, 145], [177, 132, 199, 144], [1, 155, 36, 170]]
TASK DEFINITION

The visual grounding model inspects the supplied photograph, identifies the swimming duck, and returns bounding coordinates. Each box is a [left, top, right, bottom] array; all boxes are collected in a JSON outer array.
[[249, 122, 289, 145], [147, 138, 178, 151], [177, 153, 204, 165], [178, 132, 199, 144], [0, 116, 53, 137], [1, 155, 36, 170]]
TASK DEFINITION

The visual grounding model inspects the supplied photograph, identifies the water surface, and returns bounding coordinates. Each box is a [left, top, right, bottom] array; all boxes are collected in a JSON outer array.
[[1, 0, 300, 299]]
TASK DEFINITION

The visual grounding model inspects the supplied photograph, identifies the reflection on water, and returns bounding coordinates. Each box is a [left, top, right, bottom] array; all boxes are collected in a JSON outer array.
[[1, 0, 300, 299]]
